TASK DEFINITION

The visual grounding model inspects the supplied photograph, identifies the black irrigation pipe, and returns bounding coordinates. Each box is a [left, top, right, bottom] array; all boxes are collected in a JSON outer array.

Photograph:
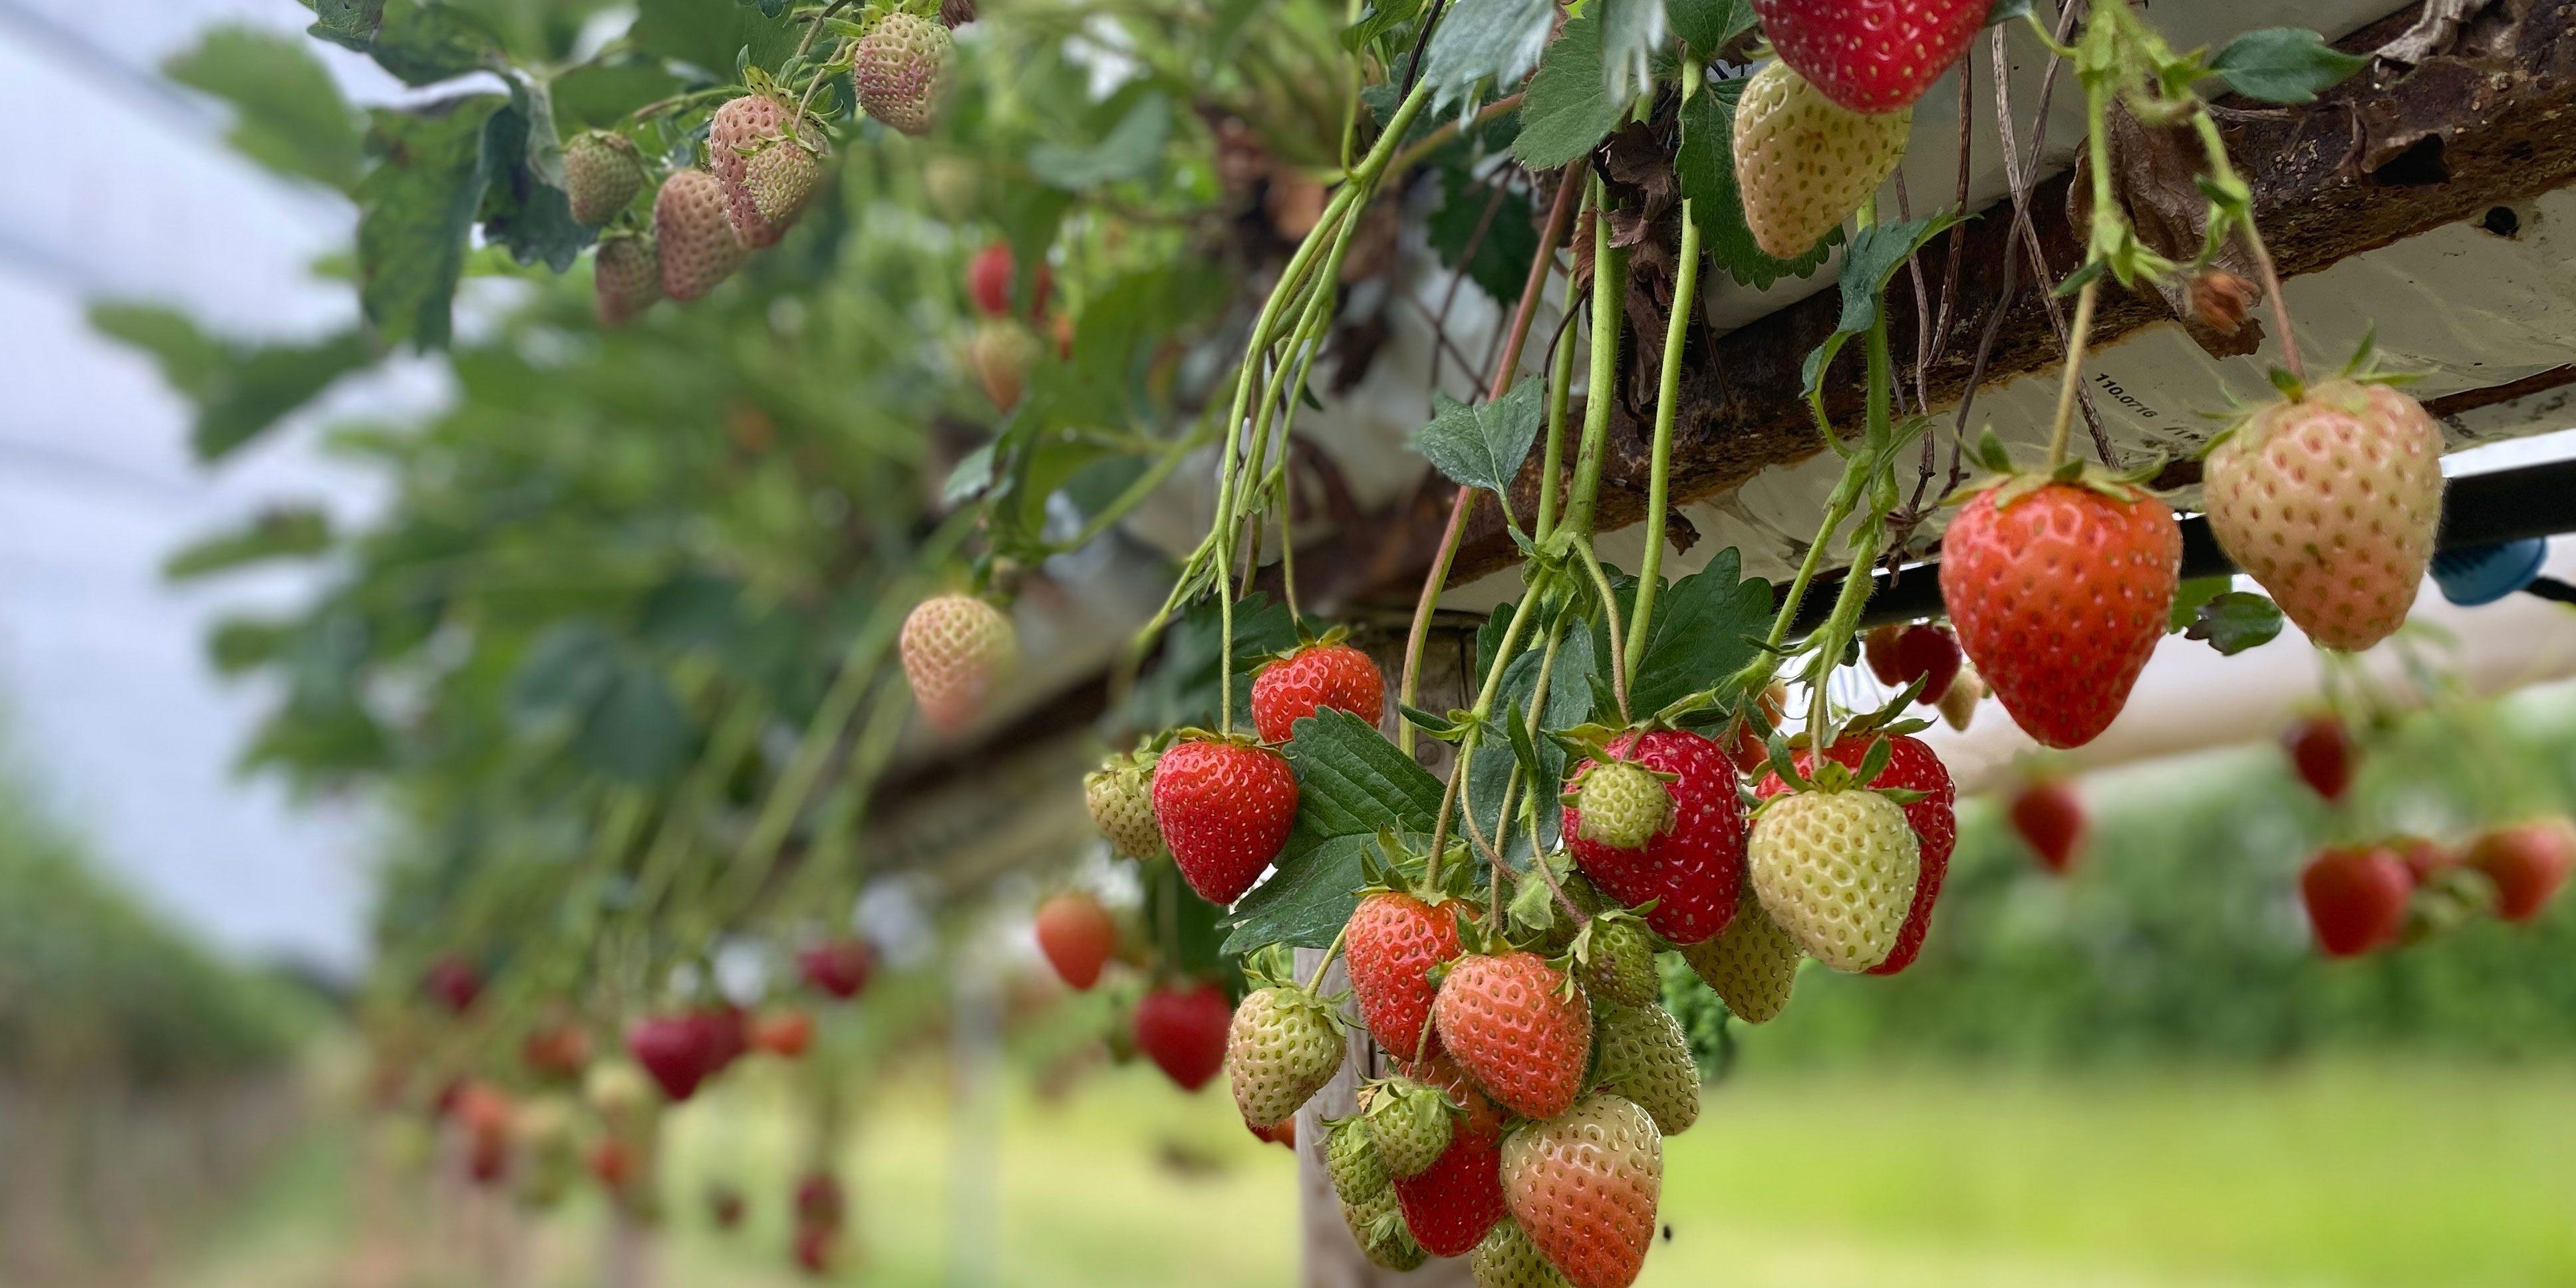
[[1787, 455, 2576, 635]]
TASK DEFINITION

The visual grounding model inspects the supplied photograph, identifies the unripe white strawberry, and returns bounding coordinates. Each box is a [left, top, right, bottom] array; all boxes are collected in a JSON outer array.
[[1674, 886, 1800, 1023], [1328, 1117, 1429, 1271], [1471, 1218, 1574, 1288], [1226, 985, 1344, 1130], [1590, 1003, 1699, 1136], [968, 319, 1042, 410], [1569, 759, 1670, 850], [746, 139, 824, 226], [1083, 748, 1166, 860], [593, 231, 660, 327], [899, 593, 1015, 729], [710, 94, 826, 247], [2202, 379, 2444, 652], [652, 170, 746, 303], [1937, 658, 1982, 731], [1731, 61, 1912, 259], [1360, 1075, 1453, 1178], [564, 131, 645, 226], [1749, 788, 1920, 972], [854, 12, 952, 136]]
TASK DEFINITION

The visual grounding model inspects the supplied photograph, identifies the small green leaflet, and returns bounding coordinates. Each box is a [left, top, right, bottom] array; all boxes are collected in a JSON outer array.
[[1421, 0, 1555, 111], [942, 441, 999, 505], [2167, 575, 2232, 633], [1667, 0, 1755, 57], [2182, 590, 2285, 654], [1511, 9, 1626, 169], [2209, 29, 2366, 104], [1222, 708, 1447, 952], [1589, 549, 1772, 719], [1676, 76, 1839, 289], [1410, 376, 1546, 498], [1798, 211, 1967, 400], [1598, 0, 1669, 104]]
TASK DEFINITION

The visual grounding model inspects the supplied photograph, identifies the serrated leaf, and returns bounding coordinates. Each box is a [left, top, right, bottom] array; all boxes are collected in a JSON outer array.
[[1596, 549, 1772, 718], [1410, 377, 1546, 497], [1598, 0, 1670, 104], [1677, 76, 1838, 289], [309, 0, 505, 87], [1667, 0, 1755, 55], [90, 303, 376, 459], [1421, 0, 1557, 110], [2184, 590, 2286, 654], [2210, 28, 2366, 104], [358, 94, 507, 351], [1798, 212, 1965, 399], [2167, 575, 2231, 633], [479, 81, 593, 273], [166, 25, 364, 193], [1511, 9, 1625, 168], [630, 0, 799, 76], [1224, 709, 1448, 952]]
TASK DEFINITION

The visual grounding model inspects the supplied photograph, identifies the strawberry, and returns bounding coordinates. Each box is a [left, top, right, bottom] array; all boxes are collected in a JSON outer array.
[[1748, 787, 1920, 971], [1862, 622, 1962, 704], [523, 1021, 591, 1081], [1674, 886, 1800, 1023], [1732, 61, 1912, 259], [425, 955, 482, 1013], [1473, 1218, 1577, 1288], [1083, 748, 1167, 860], [1133, 981, 1230, 1091], [1393, 1118, 1506, 1257], [2393, 835, 2456, 886], [794, 1170, 845, 1229], [1590, 1003, 1699, 1136], [1250, 640, 1387, 743], [587, 1136, 634, 1190], [968, 319, 1040, 410], [1226, 985, 1344, 1129], [853, 12, 952, 136], [1433, 951, 1592, 1120], [652, 170, 746, 302], [564, 130, 644, 226], [1248, 1117, 1295, 1148], [2301, 845, 2412, 956], [750, 1010, 815, 1058], [1346, 891, 1463, 1059], [792, 1225, 835, 1276], [1562, 729, 1749, 945], [1502, 1095, 1663, 1288], [1034, 892, 1118, 990], [1939, 481, 2180, 748], [1752, 0, 1986, 114], [1361, 1075, 1455, 1178], [1574, 914, 1659, 1008], [1936, 658, 1983, 730], [2281, 715, 2355, 801], [2465, 819, 2576, 922], [798, 938, 875, 999], [691, 1005, 750, 1077], [709, 94, 823, 248], [1755, 734, 1955, 975], [1723, 682, 1789, 773], [627, 1014, 710, 1101], [899, 593, 1016, 729], [1328, 1116, 1431, 1269], [1151, 736, 1299, 904], [2203, 380, 2444, 652], [967, 240, 1052, 318], [1568, 759, 1671, 851], [593, 231, 661, 326], [2008, 778, 2086, 874], [744, 136, 825, 227]]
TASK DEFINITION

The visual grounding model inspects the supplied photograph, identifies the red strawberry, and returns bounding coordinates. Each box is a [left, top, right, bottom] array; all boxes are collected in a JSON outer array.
[[967, 241, 1052, 318], [1345, 891, 1463, 1060], [1862, 622, 1962, 704], [627, 1014, 709, 1101], [2301, 845, 2412, 956], [1151, 736, 1299, 904], [2392, 835, 2456, 886], [1940, 481, 2180, 749], [750, 1010, 815, 1058], [799, 938, 875, 999], [795, 1170, 845, 1229], [587, 1137, 633, 1189], [1391, 1118, 1506, 1257], [1433, 952, 1591, 1121], [425, 955, 482, 1013], [1562, 729, 1749, 944], [652, 170, 746, 302], [2009, 778, 2086, 874], [1251, 641, 1387, 743], [2281, 715, 2355, 801], [1034, 892, 1118, 990], [2465, 819, 2576, 922], [1755, 733, 1956, 975], [1723, 682, 1788, 774], [1133, 981, 1230, 1091], [691, 1005, 750, 1077], [1752, 0, 1987, 114], [900, 593, 1016, 729], [1501, 1094, 1663, 1288]]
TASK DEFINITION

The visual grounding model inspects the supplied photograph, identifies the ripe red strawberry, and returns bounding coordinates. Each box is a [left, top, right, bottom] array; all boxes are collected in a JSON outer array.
[[425, 955, 482, 1013], [899, 593, 1016, 729], [652, 170, 746, 302], [1433, 952, 1592, 1120], [1501, 1094, 1663, 1288], [1034, 892, 1118, 990], [967, 319, 1040, 410], [1563, 729, 1749, 945], [1392, 1117, 1506, 1257], [2465, 819, 2576, 922], [1732, 61, 1912, 259], [1723, 682, 1788, 773], [798, 938, 875, 999], [750, 1009, 815, 1058], [1346, 891, 1463, 1059], [2282, 715, 2355, 801], [1251, 641, 1387, 743], [691, 1005, 750, 1077], [2009, 778, 2086, 874], [2203, 380, 2444, 652], [1940, 481, 2180, 748], [564, 130, 644, 226], [2301, 845, 2412, 956], [627, 1014, 710, 1101], [967, 241, 1052, 318], [1133, 981, 1230, 1091], [1151, 736, 1299, 904], [853, 12, 952, 136], [1752, 0, 1987, 114], [593, 231, 660, 326], [1227, 985, 1345, 1129], [1756, 734, 1955, 974], [1862, 622, 1962, 704]]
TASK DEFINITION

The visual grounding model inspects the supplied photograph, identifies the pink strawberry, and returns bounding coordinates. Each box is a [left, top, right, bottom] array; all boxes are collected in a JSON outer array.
[[1433, 952, 1591, 1121], [2009, 778, 2086, 874], [652, 170, 746, 302], [853, 13, 952, 136], [1034, 892, 1117, 990], [1755, 733, 1955, 975], [709, 94, 823, 248], [1501, 1094, 1663, 1288], [1250, 640, 1386, 743], [1562, 729, 1749, 945], [1150, 736, 1299, 904], [2464, 819, 2576, 922], [899, 593, 1016, 729], [593, 231, 660, 326], [2203, 380, 2444, 652], [1939, 480, 2180, 749], [1344, 890, 1463, 1060], [1752, 0, 1987, 114]]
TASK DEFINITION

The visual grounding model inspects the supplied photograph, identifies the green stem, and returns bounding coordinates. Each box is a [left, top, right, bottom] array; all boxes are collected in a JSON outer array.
[[1533, 250, 1583, 541], [1564, 174, 1625, 541], [2044, 279, 2100, 469], [1624, 203, 1701, 680], [1425, 587, 1544, 882], [1303, 924, 1349, 993]]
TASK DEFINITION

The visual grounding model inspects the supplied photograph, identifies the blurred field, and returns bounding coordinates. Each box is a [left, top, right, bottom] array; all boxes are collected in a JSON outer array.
[[167, 1056, 2576, 1288]]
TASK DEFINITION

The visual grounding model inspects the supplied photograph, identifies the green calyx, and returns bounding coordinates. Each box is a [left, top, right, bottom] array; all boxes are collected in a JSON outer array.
[[1948, 427, 2164, 511]]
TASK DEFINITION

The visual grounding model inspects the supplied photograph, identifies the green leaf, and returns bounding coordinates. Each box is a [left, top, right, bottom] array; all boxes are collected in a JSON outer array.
[[550, 59, 686, 130], [1421, 0, 1556, 110], [164, 509, 334, 581], [1511, 9, 1626, 169], [630, 0, 799, 76], [2167, 575, 2232, 634], [575, 659, 692, 785], [1027, 92, 1173, 190], [1224, 708, 1448, 952], [1677, 77, 1838, 289], [309, 0, 506, 87], [1985, 0, 2035, 26], [637, 572, 744, 649], [1409, 377, 1545, 497], [1598, 0, 1671, 103], [1597, 548, 1772, 718], [1427, 166, 1539, 309], [478, 81, 594, 273], [164, 25, 363, 192], [88, 303, 377, 459], [943, 442, 999, 505], [1341, 0, 1427, 55], [1222, 834, 1377, 954], [1466, 640, 1594, 863], [2183, 590, 2286, 654], [1798, 211, 1965, 399], [358, 94, 508, 351], [509, 620, 621, 726], [2210, 29, 2366, 104], [1667, 0, 1755, 55]]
